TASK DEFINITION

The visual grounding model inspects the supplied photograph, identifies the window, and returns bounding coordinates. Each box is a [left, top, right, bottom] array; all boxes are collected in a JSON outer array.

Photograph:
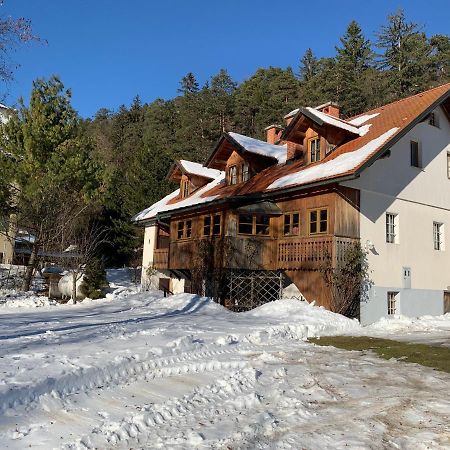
[[238, 214, 253, 235], [212, 214, 221, 235], [181, 179, 190, 198], [202, 214, 221, 237], [228, 165, 238, 185], [386, 213, 398, 243], [310, 138, 321, 162], [283, 212, 300, 236], [447, 153, 450, 179], [433, 222, 444, 251], [410, 141, 421, 168], [242, 163, 250, 182], [387, 292, 398, 315], [177, 220, 192, 240], [238, 214, 271, 236], [255, 215, 270, 235], [309, 208, 328, 235], [428, 112, 439, 128]]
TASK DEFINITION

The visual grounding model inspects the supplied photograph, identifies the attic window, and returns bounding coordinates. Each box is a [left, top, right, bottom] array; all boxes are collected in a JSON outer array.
[[181, 179, 190, 198], [228, 165, 238, 185], [309, 138, 321, 163], [242, 163, 250, 182], [428, 112, 439, 128]]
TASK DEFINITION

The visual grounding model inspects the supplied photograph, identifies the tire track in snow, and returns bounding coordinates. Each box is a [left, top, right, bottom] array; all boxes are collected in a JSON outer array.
[[0, 342, 259, 415], [65, 366, 275, 449]]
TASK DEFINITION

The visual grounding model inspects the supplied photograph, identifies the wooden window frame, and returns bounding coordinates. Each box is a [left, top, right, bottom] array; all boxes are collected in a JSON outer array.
[[176, 220, 192, 240], [228, 165, 238, 185], [410, 140, 421, 168], [309, 137, 321, 163], [238, 214, 271, 237], [283, 212, 300, 237], [387, 291, 398, 315], [241, 162, 250, 182], [202, 213, 222, 237], [308, 208, 328, 235], [180, 179, 190, 198]]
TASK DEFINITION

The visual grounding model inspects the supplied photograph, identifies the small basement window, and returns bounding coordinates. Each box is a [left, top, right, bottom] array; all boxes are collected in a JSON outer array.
[[283, 212, 300, 236], [309, 208, 328, 235], [387, 291, 398, 315]]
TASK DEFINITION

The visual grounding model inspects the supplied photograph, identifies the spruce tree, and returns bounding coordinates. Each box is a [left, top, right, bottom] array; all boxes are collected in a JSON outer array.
[[299, 48, 318, 81], [335, 21, 373, 116], [376, 9, 432, 98]]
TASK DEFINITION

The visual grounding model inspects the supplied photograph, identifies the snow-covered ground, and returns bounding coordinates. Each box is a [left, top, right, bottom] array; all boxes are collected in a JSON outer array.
[[0, 272, 449, 449]]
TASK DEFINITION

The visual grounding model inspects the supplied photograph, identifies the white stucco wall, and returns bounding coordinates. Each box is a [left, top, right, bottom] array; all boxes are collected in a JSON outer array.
[[140, 224, 185, 294], [344, 106, 450, 322]]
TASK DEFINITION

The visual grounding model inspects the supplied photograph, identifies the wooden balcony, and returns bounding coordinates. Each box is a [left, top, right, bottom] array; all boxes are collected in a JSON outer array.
[[277, 236, 358, 270], [153, 248, 169, 270]]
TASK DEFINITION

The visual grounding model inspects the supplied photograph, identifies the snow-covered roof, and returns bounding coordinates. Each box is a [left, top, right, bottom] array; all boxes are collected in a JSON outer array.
[[178, 160, 222, 179], [228, 132, 287, 163], [133, 172, 225, 222], [268, 128, 399, 190]]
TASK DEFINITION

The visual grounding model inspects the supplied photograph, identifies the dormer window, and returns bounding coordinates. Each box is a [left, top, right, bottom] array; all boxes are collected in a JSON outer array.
[[242, 163, 250, 182], [310, 138, 321, 162], [180, 179, 190, 198], [228, 165, 238, 185]]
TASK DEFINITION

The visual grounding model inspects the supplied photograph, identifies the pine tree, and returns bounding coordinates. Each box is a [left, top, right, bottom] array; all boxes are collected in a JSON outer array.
[[0, 76, 101, 289], [80, 258, 108, 299], [376, 9, 432, 98]]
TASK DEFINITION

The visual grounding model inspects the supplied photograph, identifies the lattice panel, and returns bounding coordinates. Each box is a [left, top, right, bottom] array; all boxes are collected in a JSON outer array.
[[228, 270, 283, 312]]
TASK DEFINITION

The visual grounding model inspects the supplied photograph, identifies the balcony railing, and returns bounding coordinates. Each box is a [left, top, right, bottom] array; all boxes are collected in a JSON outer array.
[[277, 236, 358, 270], [153, 248, 169, 270]]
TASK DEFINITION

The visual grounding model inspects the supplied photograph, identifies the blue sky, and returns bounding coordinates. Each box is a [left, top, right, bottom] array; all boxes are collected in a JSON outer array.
[[3, 0, 450, 118]]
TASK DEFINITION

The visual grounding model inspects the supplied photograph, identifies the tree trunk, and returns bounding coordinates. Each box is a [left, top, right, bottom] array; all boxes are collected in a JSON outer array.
[[21, 241, 39, 291], [72, 272, 77, 304]]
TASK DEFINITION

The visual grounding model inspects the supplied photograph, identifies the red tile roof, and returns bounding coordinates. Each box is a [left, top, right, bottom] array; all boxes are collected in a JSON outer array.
[[134, 83, 450, 222]]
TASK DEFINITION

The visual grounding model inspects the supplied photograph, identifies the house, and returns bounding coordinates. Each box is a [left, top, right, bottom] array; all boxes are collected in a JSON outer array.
[[133, 83, 450, 324]]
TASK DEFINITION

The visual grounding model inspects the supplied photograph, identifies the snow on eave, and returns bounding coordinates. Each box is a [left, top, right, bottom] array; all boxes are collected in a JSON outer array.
[[267, 127, 399, 191], [304, 107, 363, 135], [132, 173, 225, 223], [348, 113, 380, 126], [228, 132, 287, 164], [179, 160, 223, 180]]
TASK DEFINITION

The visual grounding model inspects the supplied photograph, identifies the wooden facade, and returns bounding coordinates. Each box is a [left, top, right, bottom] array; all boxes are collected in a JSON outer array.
[[150, 183, 360, 309]]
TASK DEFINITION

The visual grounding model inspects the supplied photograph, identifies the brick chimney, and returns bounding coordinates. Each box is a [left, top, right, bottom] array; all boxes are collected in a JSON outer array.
[[265, 124, 284, 144], [316, 101, 340, 118], [286, 141, 304, 162]]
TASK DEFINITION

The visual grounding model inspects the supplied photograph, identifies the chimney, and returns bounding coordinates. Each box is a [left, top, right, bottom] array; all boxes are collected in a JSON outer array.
[[316, 101, 340, 118], [265, 124, 284, 144], [286, 141, 304, 162]]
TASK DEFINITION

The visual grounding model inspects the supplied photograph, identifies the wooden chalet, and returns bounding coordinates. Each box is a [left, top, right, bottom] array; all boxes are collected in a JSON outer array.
[[134, 83, 450, 320]]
